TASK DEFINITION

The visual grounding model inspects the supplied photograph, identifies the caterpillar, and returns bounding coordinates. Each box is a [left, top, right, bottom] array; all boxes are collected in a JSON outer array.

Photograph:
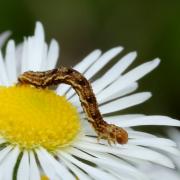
[[18, 67, 128, 144]]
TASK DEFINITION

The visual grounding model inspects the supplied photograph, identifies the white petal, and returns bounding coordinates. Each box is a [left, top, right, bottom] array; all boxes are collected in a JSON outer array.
[[92, 51, 137, 95], [99, 92, 151, 114], [68, 147, 148, 180], [84, 46, 123, 80], [106, 115, 180, 127], [21, 39, 29, 73], [105, 114, 145, 121], [36, 149, 58, 179], [17, 151, 29, 180], [129, 138, 180, 155], [139, 164, 180, 180], [74, 49, 101, 72], [59, 151, 118, 180], [46, 39, 59, 70], [39, 148, 75, 180], [127, 130, 157, 139], [5, 40, 17, 84], [129, 138, 176, 147], [74, 141, 175, 168], [92, 152, 149, 180], [29, 151, 40, 180], [0, 146, 13, 162], [0, 31, 11, 48], [97, 58, 160, 102], [28, 22, 45, 71], [98, 82, 138, 104], [15, 43, 23, 75], [0, 50, 9, 86], [60, 157, 92, 180], [1, 147, 20, 180], [19, 22, 58, 74], [40, 42, 48, 71], [147, 167, 179, 180]]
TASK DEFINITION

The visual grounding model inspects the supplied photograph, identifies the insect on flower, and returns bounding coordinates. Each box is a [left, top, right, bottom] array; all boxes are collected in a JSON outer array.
[[0, 22, 179, 179], [18, 67, 128, 145]]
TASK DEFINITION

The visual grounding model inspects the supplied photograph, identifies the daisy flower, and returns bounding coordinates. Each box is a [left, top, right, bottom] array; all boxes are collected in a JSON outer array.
[[0, 21, 179, 180]]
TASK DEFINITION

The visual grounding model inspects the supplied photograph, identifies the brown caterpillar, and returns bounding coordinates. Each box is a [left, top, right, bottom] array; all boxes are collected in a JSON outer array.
[[17, 67, 128, 144]]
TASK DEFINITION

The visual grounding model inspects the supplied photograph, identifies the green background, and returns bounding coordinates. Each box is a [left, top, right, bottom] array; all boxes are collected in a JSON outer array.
[[0, 0, 179, 120]]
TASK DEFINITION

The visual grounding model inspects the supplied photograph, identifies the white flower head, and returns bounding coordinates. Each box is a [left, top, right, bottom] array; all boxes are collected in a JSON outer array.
[[0, 21, 179, 180]]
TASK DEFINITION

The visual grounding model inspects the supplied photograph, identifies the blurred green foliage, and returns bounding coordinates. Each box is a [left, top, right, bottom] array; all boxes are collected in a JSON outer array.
[[0, 0, 179, 119]]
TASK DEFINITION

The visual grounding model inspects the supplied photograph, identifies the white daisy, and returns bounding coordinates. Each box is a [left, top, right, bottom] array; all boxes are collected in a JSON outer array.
[[0, 21, 179, 180]]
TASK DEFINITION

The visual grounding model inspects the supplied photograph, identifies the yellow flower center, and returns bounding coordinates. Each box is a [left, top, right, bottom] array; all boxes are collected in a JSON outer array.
[[41, 176, 49, 180], [0, 85, 80, 151]]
